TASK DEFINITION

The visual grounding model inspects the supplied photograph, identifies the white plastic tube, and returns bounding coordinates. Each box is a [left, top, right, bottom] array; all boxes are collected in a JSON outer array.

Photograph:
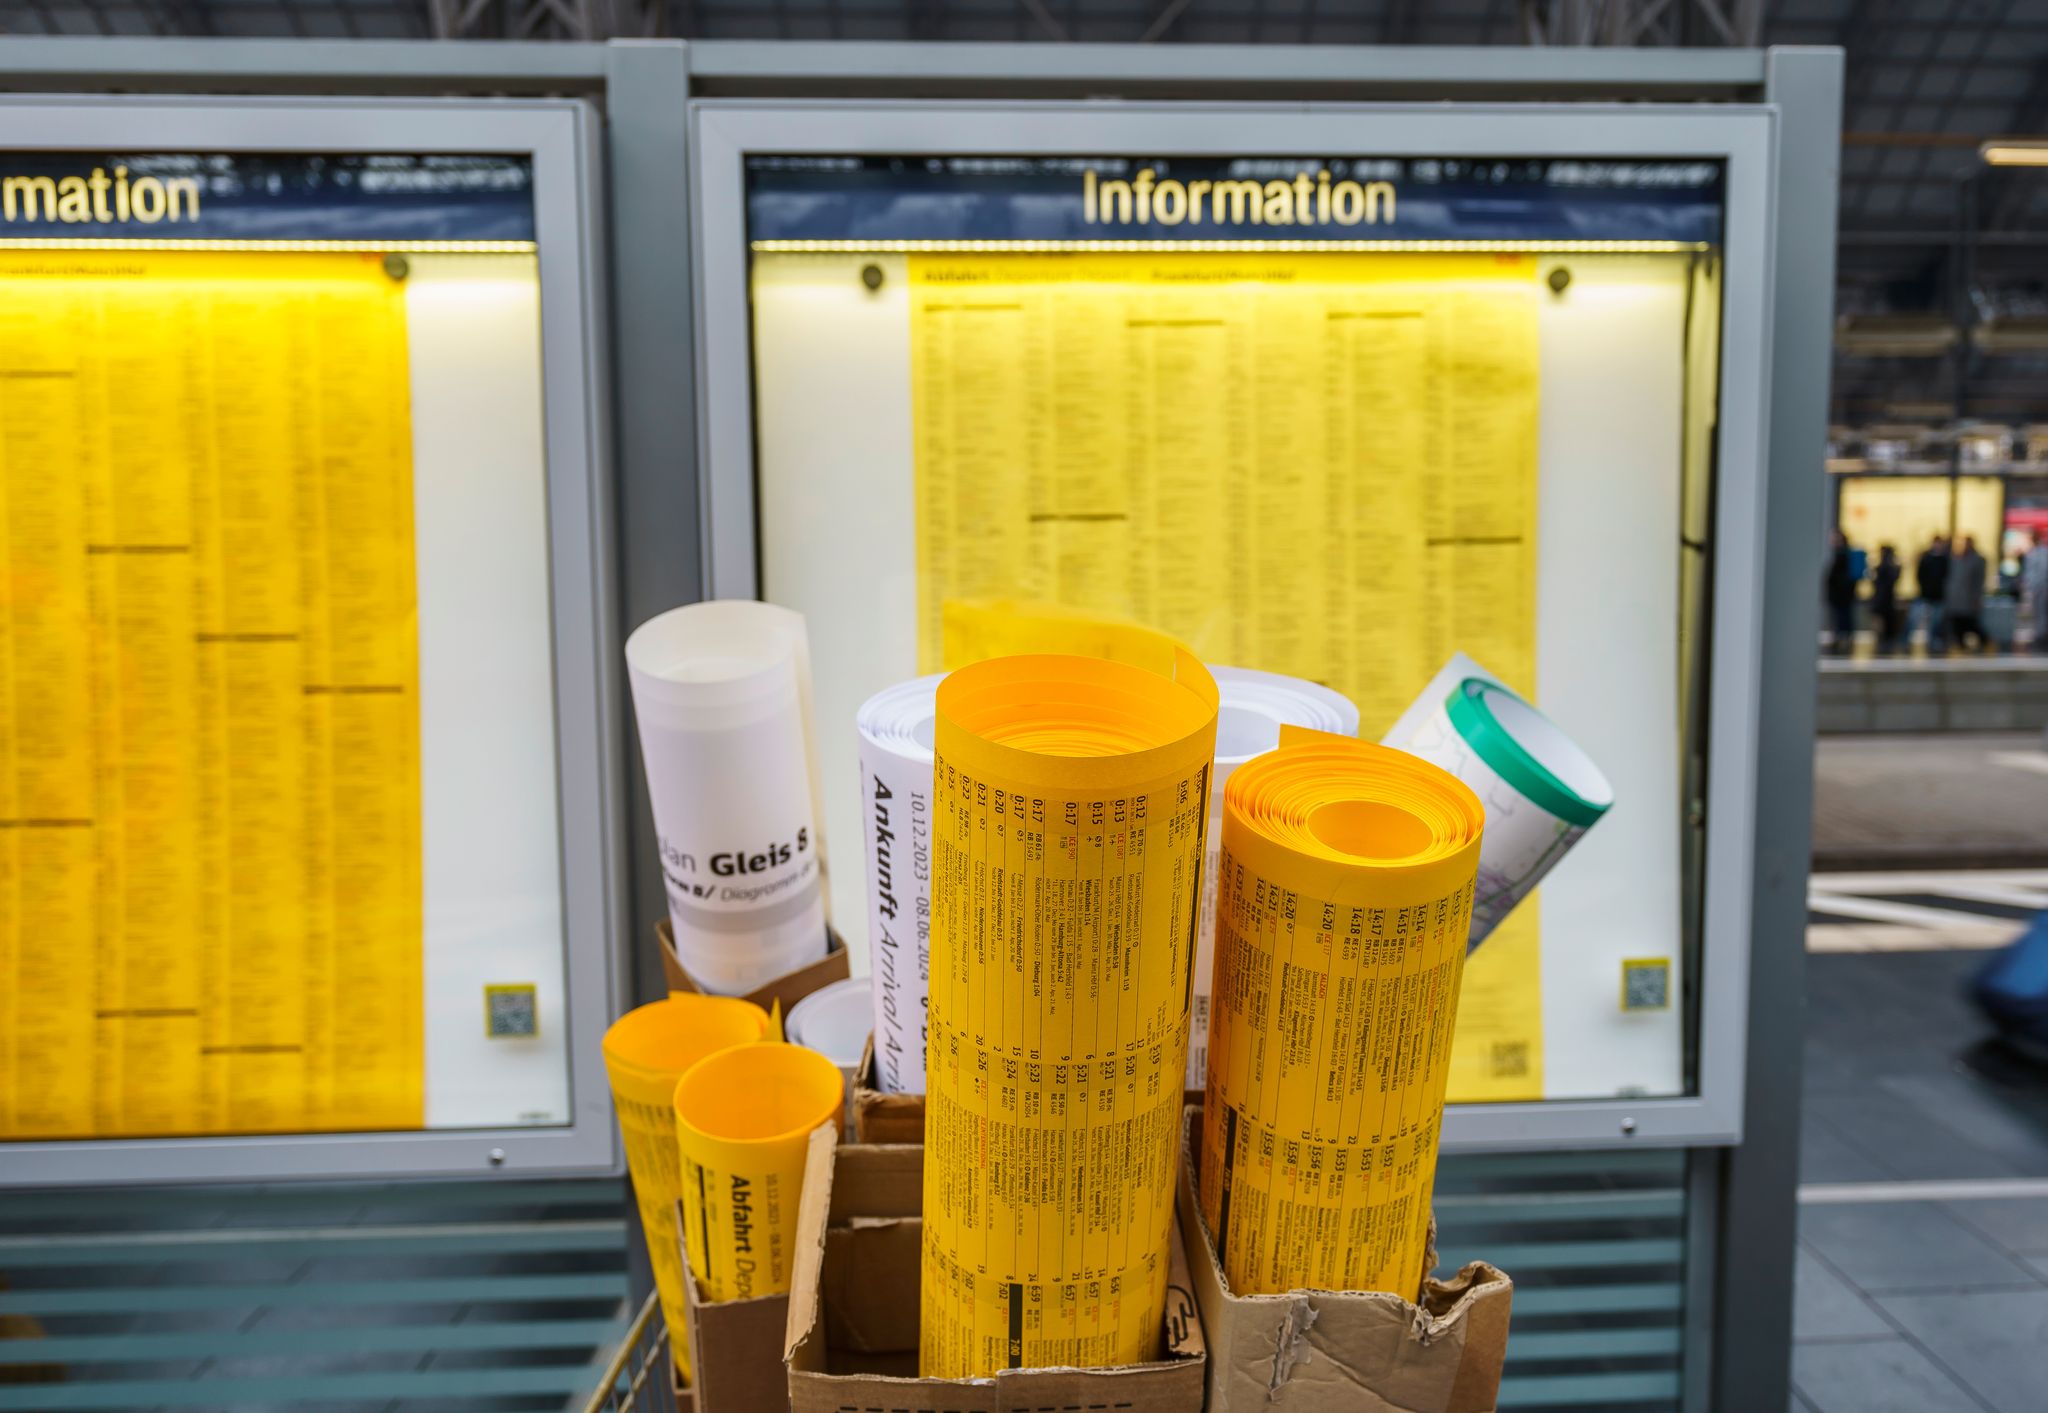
[[786, 975, 875, 1072], [624, 601, 829, 995], [854, 673, 943, 1093], [1189, 666, 1362, 1092], [1383, 654, 1614, 951]]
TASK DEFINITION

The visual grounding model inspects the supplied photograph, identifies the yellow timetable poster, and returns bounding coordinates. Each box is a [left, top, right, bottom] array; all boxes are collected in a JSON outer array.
[[908, 251, 1539, 732], [1442, 907, 1543, 1101], [0, 249, 424, 1140], [906, 250, 1544, 1100]]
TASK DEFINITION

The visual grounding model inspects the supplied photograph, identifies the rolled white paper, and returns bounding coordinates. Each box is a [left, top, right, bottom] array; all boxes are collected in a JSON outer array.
[[855, 673, 944, 1094], [624, 601, 829, 995], [1383, 654, 1615, 950], [1189, 666, 1362, 1092], [787, 975, 874, 1077]]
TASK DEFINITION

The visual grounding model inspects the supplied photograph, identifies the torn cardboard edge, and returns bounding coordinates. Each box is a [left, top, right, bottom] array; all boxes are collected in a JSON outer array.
[[1176, 1105, 1513, 1412], [658, 919, 851, 1020], [853, 1034, 923, 1143], [784, 1128, 1208, 1413], [673, 1199, 794, 1412]]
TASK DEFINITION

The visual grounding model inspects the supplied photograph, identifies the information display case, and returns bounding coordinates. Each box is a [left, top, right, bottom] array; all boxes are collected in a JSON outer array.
[[0, 95, 622, 1185], [694, 102, 1777, 1149]]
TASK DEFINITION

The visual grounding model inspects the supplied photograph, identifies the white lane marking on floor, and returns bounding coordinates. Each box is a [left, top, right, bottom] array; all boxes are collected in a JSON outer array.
[[1806, 892, 2008, 929], [1933, 880, 2048, 909], [1808, 871, 2042, 950], [1989, 750, 2048, 777], [1809, 869, 2048, 892], [1801, 1178, 2048, 1205], [1806, 923, 2019, 953]]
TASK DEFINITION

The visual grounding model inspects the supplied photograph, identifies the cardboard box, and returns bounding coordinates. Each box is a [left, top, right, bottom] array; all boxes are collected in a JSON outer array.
[[784, 1129, 1207, 1412], [671, 1203, 792, 1412], [851, 1035, 923, 1144], [1177, 1108, 1513, 1412], [658, 920, 851, 1018]]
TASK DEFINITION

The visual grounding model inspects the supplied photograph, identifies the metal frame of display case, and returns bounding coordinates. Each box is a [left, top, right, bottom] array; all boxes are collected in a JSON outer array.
[[0, 31, 704, 1074], [0, 40, 1839, 1413], [667, 52, 1838, 1413], [692, 98, 1771, 1155], [0, 93, 626, 1186]]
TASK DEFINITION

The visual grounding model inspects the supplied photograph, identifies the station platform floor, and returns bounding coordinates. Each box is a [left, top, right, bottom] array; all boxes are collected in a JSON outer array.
[[1795, 874, 2048, 1413], [1813, 732, 2048, 871]]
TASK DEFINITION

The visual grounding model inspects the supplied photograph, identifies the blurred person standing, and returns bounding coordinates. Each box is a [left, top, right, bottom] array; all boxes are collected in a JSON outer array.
[[1872, 544, 1904, 655], [1824, 531, 1862, 655], [1915, 534, 1951, 652], [1947, 534, 1989, 653], [2024, 534, 2048, 654]]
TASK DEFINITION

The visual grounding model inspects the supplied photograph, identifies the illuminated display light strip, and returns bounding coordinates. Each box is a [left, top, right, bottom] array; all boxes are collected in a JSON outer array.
[[751, 238, 1712, 254], [1980, 143, 2048, 167], [0, 238, 538, 253]]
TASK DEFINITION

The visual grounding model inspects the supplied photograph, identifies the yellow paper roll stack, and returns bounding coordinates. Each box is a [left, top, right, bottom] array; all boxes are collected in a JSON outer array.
[[601, 995, 771, 1376], [1199, 727, 1484, 1299], [920, 647, 1219, 1378]]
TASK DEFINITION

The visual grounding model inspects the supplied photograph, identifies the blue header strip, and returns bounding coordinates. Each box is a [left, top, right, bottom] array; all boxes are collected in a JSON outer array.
[[0, 153, 535, 243], [748, 156, 1723, 246]]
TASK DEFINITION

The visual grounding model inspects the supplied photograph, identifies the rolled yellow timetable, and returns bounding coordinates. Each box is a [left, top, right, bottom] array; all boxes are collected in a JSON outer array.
[[602, 995, 771, 1377], [675, 1040, 844, 1303], [1199, 728, 1484, 1299], [921, 649, 1219, 1378]]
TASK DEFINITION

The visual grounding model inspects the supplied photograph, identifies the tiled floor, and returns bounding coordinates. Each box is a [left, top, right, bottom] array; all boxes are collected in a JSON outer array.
[[1802, 949, 2048, 1182], [1794, 946, 2048, 1413]]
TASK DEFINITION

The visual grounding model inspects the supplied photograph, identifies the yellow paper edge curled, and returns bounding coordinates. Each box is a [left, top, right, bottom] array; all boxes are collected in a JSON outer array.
[[938, 597, 1184, 680]]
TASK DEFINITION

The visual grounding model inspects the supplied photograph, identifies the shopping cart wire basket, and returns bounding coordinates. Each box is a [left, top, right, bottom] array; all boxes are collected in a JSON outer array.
[[581, 1291, 682, 1413]]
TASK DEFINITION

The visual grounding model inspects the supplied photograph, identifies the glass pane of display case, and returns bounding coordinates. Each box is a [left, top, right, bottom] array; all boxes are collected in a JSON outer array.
[[740, 152, 1727, 1107], [0, 149, 570, 1142]]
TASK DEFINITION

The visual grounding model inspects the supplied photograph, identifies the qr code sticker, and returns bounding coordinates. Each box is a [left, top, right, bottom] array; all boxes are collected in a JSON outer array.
[[1490, 1041, 1529, 1078], [485, 985, 539, 1039], [1621, 959, 1672, 1012]]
